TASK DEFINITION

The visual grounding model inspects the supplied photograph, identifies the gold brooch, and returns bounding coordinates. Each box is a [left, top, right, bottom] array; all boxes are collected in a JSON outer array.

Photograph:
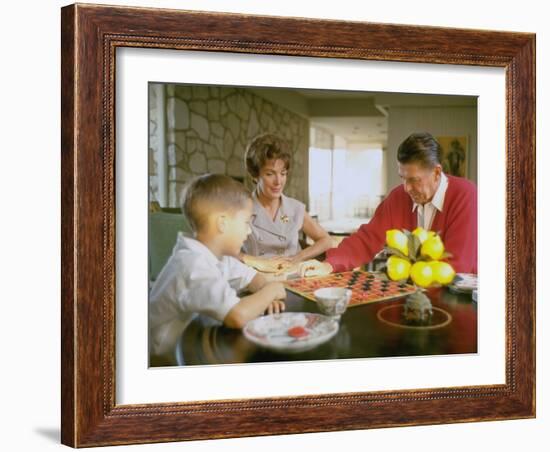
[[280, 214, 289, 223]]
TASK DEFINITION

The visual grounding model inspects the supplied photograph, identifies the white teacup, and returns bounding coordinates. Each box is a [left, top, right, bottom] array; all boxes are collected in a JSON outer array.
[[313, 287, 352, 319]]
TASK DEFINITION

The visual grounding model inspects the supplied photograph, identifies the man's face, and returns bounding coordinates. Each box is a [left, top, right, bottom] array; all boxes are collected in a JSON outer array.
[[397, 162, 442, 205]]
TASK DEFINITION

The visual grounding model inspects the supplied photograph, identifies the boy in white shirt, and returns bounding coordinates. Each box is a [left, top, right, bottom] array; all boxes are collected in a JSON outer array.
[[149, 174, 286, 358]]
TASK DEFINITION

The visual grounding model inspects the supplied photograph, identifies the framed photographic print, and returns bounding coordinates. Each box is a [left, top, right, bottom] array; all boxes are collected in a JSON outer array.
[[437, 136, 469, 177], [61, 3, 535, 447], [145, 83, 479, 368]]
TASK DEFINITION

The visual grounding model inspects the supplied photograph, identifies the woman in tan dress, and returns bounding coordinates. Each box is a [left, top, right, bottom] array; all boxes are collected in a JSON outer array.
[[241, 134, 332, 274]]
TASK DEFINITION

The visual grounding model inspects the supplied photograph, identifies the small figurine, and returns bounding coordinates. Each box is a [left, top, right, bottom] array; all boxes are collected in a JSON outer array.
[[403, 290, 433, 323]]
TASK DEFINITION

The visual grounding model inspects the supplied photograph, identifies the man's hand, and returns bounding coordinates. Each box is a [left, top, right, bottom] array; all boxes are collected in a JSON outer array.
[[297, 260, 333, 277]]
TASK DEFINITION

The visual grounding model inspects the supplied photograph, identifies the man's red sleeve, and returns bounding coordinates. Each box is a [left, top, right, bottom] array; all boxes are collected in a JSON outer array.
[[440, 183, 478, 274], [325, 199, 392, 272]]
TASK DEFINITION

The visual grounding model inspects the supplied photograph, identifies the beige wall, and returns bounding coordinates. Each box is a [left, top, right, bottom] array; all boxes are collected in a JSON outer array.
[[386, 106, 478, 193]]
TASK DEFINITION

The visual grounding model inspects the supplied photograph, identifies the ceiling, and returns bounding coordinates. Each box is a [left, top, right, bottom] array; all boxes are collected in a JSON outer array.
[[298, 89, 475, 147], [253, 86, 476, 148], [311, 116, 388, 147]]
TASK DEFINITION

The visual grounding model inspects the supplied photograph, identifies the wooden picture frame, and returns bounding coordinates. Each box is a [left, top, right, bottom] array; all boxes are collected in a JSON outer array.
[[61, 3, 535, 447]]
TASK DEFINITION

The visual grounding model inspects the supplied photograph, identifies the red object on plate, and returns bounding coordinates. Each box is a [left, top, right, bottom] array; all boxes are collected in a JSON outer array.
[[287, 326, 309, 338]]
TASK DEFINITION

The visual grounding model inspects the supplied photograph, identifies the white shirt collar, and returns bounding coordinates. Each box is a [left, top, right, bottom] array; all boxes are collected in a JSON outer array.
[[176, 233, 221, 267], [412, 172, 448, 212]]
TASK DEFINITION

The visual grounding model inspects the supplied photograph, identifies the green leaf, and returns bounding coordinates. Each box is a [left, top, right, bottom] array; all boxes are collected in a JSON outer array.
[[407, 236, 415, 260], [410, 234, 421, 260], [384, 246, 409, 261]]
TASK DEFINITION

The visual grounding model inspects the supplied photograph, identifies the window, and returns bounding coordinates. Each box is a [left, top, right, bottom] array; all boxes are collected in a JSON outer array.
[[309, 143, 385, 222]]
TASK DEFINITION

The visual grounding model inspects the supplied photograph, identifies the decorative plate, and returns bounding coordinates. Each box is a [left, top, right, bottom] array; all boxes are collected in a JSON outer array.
[[449, 273, 478, 294], [243, 312, 339, 353]]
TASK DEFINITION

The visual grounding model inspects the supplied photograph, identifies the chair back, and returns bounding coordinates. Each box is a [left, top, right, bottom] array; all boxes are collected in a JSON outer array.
[[149, 211, 192, 281]]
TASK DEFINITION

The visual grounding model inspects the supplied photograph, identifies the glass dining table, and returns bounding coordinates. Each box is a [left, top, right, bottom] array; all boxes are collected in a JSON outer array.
[[155, 286, 477, 367]]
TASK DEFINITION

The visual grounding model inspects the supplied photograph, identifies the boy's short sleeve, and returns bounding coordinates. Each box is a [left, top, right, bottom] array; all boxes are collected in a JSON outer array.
[[181, 262, 244, 322], [176, 257, 242, 323], [150, 245, 259, 342], [225, 256, 257, 292], [182, 280, 237, 323]]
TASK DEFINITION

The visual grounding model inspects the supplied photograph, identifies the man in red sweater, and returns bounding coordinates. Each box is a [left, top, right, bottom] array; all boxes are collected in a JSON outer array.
[[301, 132, 477, 276]]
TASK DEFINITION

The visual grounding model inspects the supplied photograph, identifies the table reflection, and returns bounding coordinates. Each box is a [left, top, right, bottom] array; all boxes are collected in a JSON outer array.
[[151, 288, 477, 367]]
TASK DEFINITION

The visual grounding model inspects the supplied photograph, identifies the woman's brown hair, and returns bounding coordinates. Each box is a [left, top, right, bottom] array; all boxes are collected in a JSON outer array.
[[244, 133, 291, 180]]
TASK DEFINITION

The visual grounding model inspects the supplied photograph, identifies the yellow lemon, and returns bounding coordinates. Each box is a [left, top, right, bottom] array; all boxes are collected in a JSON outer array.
[[386, 229, 409, 256], [430, 261, 456, 285], [412, 227, 436, 244], [421, 235, 445, 260], [410, 261, 434, 287], [387, 255, 411, 281]]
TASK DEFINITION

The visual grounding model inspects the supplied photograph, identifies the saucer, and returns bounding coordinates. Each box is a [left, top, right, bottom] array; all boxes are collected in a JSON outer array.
[[243, 312, 339, 353]]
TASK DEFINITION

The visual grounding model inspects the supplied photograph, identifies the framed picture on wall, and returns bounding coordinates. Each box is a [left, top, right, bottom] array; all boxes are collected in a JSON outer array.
[[437, 136, 469, 177], [61, 3, 535, 447]]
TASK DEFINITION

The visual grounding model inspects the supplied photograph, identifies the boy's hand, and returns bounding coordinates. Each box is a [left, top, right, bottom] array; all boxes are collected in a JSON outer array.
[[298, 260, 333, 278], [265, 281, 287, 300], [265, 300, 286, 315]]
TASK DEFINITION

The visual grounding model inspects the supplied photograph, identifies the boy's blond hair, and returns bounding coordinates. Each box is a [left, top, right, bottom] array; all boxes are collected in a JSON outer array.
[[181, 174, 251, 233]]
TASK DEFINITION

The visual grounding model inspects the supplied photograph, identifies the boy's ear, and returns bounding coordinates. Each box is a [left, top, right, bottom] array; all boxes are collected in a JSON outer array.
[[216, 214, 227, 233]]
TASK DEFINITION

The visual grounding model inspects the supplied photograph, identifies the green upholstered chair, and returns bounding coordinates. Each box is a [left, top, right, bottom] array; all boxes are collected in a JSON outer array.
[[148, 211, 193, 282]]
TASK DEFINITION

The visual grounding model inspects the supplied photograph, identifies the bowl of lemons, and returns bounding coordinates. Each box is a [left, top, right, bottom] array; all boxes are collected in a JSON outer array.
[[384, 228, 456, 289]]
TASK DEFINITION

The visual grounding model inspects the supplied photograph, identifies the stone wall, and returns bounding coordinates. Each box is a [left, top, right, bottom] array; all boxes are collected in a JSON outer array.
[[148, 84, 160, 201], [149, 84, 310, 208]]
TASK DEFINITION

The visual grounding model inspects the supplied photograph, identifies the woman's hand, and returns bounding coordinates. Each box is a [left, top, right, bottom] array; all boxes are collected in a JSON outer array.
[[242, 255, 278, 273], [243, 255, 296, 274], [297, 260, 333, 277], [280, 254, 303, 266], [268, 256, 298, 273]]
